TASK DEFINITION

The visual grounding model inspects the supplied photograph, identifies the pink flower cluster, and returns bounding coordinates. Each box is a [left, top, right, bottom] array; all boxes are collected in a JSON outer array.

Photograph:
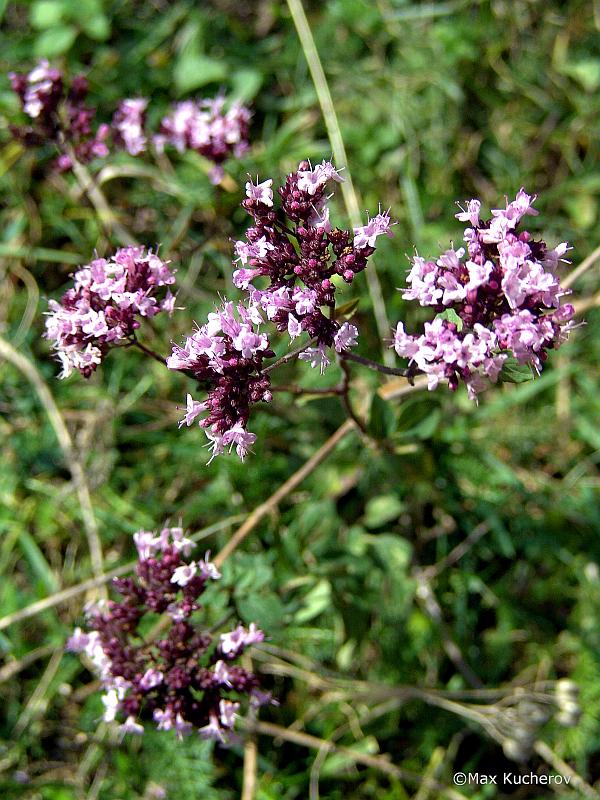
[[45, 246, 176, 378], [154, 97, 252, 183], [234, 161, 390, 368], [67, 527, 269, 742], [394, 190, 575, 399], [9, 60, 109, 171], [9, 62, 252, 180], [167, 300, 274, 463], [169, 160, 389, 462]]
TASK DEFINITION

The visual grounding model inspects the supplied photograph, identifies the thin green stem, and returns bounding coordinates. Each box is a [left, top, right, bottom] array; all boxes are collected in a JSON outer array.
[[341, 349, 410, 377], [131, 338, 168, 366], [286, 0, 394, 366]]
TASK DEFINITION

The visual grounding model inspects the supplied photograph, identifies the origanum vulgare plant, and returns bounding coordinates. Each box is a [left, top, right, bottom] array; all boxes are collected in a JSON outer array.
[[50, 156, 577, 745], [46, 161, 575, 463]]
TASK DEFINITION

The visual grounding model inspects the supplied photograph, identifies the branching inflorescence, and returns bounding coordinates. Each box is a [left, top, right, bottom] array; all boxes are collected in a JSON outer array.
[[43, 159, 578, 461], [393, 190, 575, 400], [42, 145, 581, 751], [67, 527, 269, 742], [44, 246, 176, 378], [167, 159, 393, 460]]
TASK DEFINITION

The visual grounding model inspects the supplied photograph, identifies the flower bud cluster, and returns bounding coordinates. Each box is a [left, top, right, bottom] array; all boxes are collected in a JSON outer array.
[[233, 160, 390, 370], [154, 97, 252, 184], [554, 678, 581, 727], [167, 300, 274, 463], [9, 60, 109, 171], [394, 190, 575, 400], [67, 527, 269, 742], [45, 246, 176, 378]]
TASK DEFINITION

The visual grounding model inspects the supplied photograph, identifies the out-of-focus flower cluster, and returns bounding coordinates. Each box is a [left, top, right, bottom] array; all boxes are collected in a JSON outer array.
[[45, 246, 176, 378], [169, 159, 389, 461], [112, 98, 148, 156], [154, 97, 252, 184], [9, 61, 252, 181], [67, 527, 269, 742], [394, 190, 575, 400], [9, 60, 109, 171], [167, 301, 274, 463]]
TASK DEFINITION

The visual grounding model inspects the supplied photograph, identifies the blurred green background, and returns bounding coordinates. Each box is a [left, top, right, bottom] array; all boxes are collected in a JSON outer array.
[[0, 0, 599, 798]]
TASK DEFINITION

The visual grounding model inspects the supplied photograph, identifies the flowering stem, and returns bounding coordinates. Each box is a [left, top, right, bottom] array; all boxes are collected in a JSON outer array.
[[339, 359, 368, 434], [245, 721, 468, 799], [62, 138, 138, 247], [131, 338, 168, 366], [340, 350, 410, 377], [262, 338, 318, 375], [214, 419, 356, 567], [272, 384, 344, 396], [273, 219, 300, 240]]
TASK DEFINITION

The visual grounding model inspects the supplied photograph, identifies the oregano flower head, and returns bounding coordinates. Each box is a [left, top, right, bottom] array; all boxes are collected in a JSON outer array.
[[394, 189, 575, 399], [45, 246, 176, 378], [67, 527, 269, 742], [9, 60, 109, 171], [154, 96, 252, 184], [167, 299, 274, 463], [234, 160, 391, 353], [170, 159, 391, 460]]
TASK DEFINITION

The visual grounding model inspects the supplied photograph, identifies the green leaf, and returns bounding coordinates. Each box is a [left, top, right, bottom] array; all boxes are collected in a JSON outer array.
[[320, 737, 380, 777], [334, 297, 360, 320], [364, 495, 404, 528], [17, 529, 59, 594], [564, 194, 598, 230], [30, 0, 65, 29], [295, 579, 331, 623], [369, 534, 412, 573], [237, 592, 285, 630], [499, 357, 534, 384], [231, 68, 263, 103], [436, 307, 463, 331], [367, 393, 396, 439], [561, 59, 600, 92], [34, 24, 77, 57], [174, 54, 227, 94], [395, 397, 441, 440], [80, 14, 110, 41]]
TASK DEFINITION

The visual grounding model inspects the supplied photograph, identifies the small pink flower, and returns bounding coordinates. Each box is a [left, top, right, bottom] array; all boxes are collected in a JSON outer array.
[[170, 563, 198, 587]]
